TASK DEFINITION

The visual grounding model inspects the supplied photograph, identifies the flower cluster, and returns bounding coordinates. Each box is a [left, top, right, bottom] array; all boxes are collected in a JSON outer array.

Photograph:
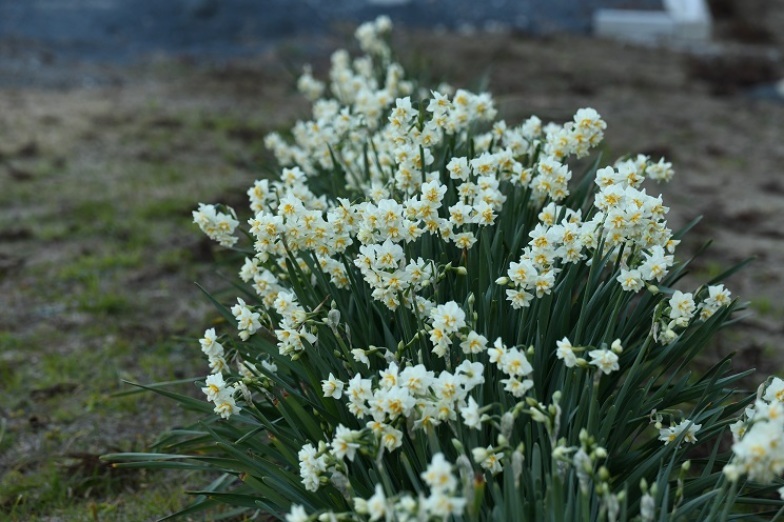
[[555, 337, 623, 375], [658, 418, 701, 446], [724, 377, 784, 484], [652, 284, 732, 344], [158, 16, 784, 522], [192, 203, 239, 247], [314, 358, 487, 467], [200, 371, 240, 419], [289, 452, 465, 522]]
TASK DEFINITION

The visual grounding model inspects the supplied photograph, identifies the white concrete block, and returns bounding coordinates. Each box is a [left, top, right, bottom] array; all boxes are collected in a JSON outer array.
[[594, 10, 676, 44], [366, 0, 412, 5], [594, 0, 712, 45], [665, 0, 712, 41], [664, 0, 711, 21]]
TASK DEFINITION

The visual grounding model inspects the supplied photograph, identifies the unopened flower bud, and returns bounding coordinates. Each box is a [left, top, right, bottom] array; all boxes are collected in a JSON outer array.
[[530, 409, 548, 424], [354, 497, 369, 514], [723, 464, 741, 482], [495, 276, 510, 285], [552, 445, 569, 460], [327, 308, 341, 328], [501, 412, 515, 440], [235, 382, 252, 402], [512, 450, 524, 486]]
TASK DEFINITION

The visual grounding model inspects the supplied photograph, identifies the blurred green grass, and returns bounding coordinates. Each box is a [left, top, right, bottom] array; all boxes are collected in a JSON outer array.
[[0, 58, 303, 520]]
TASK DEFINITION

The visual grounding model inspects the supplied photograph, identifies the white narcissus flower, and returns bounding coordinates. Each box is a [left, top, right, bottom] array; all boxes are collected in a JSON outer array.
[[764, 377, 784, 403], [640, 492, 655, 521], [423, 491, 467, 517], [556, 337, 577, 368], [199, 328, 223, 358], [501, 376, 534, 398], [399, 364, 435, 395], [705, 283, 731, 306], [421, 453, 457, 493], [231, 297, 261, 340], [366, 484, 388, 521], [347, 373, 373, 398], [201, 373, 227, 402], [446, 156, 469, 181], [321, 372, 344, 399], [455, 360, 485, 389], [213, 393, 240, 419], [728, 416, 784, 483], [472, 445, 504, 475], [192, 203, 239, 247], [285, 504, 309, 522], [506, 288, 534, 309], [379, 362, 400, 390], [659, 420, 701, 445], [331, 425, 360, 461], [461, 396, 482, 429], [588, 348, 619, 375], [500, 348, 533, 377], [201, 373, 241, 419], [617, 268, 644, 293], [487, 337, 508, 365], [429, 301, 466, 333], [208, 354, 228, 374], [351, 348, 371, 367], [507, 259, 538, 285], [460, 330, 488, 354], [380, 424, 403, 452], [646, 157, 674, 182], [668, 291, 695, 321], [298, 443, 326, 492]]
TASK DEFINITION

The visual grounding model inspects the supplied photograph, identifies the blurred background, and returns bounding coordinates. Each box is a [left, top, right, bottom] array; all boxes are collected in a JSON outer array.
[[1, 1, 783, 520]]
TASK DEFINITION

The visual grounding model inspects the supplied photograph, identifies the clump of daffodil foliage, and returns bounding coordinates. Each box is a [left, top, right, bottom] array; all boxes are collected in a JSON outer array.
[[108, 17, 784, 521]]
